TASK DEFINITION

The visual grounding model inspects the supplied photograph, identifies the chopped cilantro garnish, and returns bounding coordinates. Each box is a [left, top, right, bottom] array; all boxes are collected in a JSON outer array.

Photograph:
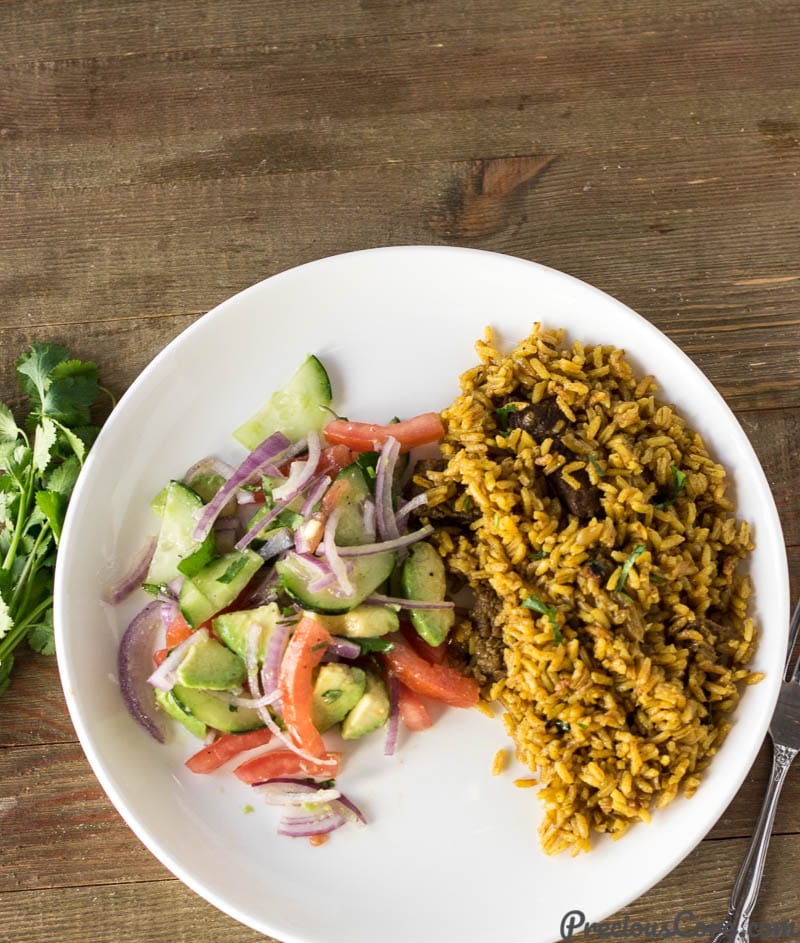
[[310, 642, 328, 652], [617, 545, 645, 592], [522, 595, 563, 644], [588, 454, 606, 478], [553, 719, 570, 734], [529, 550, 549, 561], [216, 555, 248, 584], [282, 606, 296, 617], [462, 495, 473, 512], [496, 404, 520, 433], [354, 637, 395, 655], [654, 465, 687, 509], [321, 689, 342, 702], [317, 779, 336, 789]]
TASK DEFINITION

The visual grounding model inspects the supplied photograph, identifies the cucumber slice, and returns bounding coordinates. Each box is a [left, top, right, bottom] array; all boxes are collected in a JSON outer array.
[[401, 541, 455, 646], [172, 685, 264, 733], [179, 550, 263, 627], [276, 550, 396, 614], [234, 355, 332, 449], [146, 481, 215, 586], [155, 688, 207, 739], [334, 464, 372, 547]]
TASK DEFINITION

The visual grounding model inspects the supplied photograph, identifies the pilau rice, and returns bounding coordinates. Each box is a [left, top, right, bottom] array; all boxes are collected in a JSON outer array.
[[419, 324, 761, 855]]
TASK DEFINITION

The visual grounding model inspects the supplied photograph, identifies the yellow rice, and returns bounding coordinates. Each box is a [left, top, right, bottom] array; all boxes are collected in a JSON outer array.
[[421, 324, 760, 855]]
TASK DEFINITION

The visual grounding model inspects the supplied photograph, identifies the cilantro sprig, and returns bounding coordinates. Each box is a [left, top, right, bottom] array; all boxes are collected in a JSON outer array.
[[0, 344, 105, 695], [522, 595, 563, 644]]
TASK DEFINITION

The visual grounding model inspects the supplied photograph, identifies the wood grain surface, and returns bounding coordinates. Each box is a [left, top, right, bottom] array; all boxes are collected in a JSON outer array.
[[1, 2, 798, 941]]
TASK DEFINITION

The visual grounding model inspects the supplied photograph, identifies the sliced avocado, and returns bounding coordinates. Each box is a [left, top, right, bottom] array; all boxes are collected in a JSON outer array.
[[172, 685, 264, 733], [155, 687, 207, 739], [401, 541, 455, 647], [178, 549, 263, 627], [213, 603, 282, 663], [175, 636, 247, 691], [309, 604, 399, 638], [340, 670, 390, 740], [311, 663, 366, 733]]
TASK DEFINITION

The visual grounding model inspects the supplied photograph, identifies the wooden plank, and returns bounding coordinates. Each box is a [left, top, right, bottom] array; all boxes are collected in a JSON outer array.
[[2, 0, 794, 64], [0, 877, 270, 943], [0, 742, 167, 890], [2, 11, 799, 188], [1, 160, 799, 411], [0, 833, 798, 942]]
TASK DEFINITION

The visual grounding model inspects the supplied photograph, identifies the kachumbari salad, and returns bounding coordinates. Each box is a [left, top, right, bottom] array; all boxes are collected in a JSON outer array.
[[108, 355, 479, 843]]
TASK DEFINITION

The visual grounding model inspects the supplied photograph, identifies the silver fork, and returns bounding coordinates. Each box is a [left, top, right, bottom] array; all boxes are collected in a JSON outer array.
[[710, 599, 800, 943]]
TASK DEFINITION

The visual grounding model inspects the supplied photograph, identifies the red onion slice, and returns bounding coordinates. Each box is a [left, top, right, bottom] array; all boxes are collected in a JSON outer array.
[[192, 432, 293, 541], [260, 620, 292, 711], [328, 636, 361, 660], [255, 780, 341, 806], [330, 794, 368, 827], [384, 673, 400, 757], [273, 429, 321, 502], [362, 498, 376, 540], [322, 503, 354, 595], [335, 524, 433, 558], [104, 537, 156, 605], [182, 455, 235, 486], [374, 436, 401, 541], [278, 809, 346, 838], [395, 493, 428, 531], [257, 527, 294, 562], [300, 476, 332, 517], [147, 627, 209, 692], [118, 601, 169, 742], [365, 593, 455, 611]]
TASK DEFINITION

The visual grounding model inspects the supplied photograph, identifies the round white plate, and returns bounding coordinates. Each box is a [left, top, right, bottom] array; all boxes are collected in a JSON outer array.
[[55, 247, 789, 943]]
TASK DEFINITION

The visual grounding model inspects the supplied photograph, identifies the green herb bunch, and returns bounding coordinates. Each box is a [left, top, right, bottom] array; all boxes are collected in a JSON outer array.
[[0, 344, 106, 695]]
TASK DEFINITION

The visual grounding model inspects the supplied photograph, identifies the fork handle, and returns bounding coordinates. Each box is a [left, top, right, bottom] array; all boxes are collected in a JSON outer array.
[[711, 740, 798, 943]]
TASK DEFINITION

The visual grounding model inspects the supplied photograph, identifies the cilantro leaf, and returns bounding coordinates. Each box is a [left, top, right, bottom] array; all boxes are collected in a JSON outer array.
[[522, 595, 563, 644], [0, 592, 12, 642], [0, 404, 20, 443], [15, 343, 72, 408], [27, 609, 55, 655], [216, 555, 248, 584], [35, 491, 68, 545], [33, 417, 57, 475], [617, 545, 645, 593]]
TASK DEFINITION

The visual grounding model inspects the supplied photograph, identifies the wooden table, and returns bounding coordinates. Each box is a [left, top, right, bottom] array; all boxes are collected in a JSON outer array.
[[1, 2, 799, 940]]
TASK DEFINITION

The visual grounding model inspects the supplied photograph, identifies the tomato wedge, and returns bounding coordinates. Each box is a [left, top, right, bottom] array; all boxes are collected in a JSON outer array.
[[400, 622, 447, 665], [323, 413, 445, 453], [185, 728, 274, 774], [397, 682, 433, 731], [317, 444, 355, 477], [381, 635, 479, 708], [234, 749, 342, 784], [153, 613, 195, 666], [278, 616, 333, 758], [166, 613, 193, 648]]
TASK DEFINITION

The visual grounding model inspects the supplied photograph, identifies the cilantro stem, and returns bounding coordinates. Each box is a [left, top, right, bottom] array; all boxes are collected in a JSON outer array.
[[0, 595, 53, 665], [2, 462, 35, 571], [10, 525, 50, 614]]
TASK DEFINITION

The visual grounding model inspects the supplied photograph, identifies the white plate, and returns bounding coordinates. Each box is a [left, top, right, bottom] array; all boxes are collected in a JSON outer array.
[[55, 247, 789, 943]]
